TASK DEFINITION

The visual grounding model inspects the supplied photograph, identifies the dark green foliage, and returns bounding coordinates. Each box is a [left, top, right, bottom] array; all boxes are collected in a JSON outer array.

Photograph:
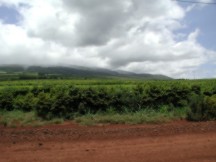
[[51, 94, 73, 119], [165, 85, 190, 107], [187, 94, 216, 121], [35, 93, 53, 119], [145, 85, 164, 107], [19, 74, 38, 80], [13, 88, 30, 97], [187, 94, 205, 121], [191, 85, 201, 95], [203, 86, 216, 96], [31, 85, 51, 95], [13, 93, 38, 112], [110, 88, 128, 112], [203, 95, 216, 120], [0, 92, 13, 111], [76, 88, 111, 113], [0, 79, 216, 121]]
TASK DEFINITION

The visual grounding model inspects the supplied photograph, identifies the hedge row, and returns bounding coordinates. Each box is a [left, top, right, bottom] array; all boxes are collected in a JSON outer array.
[[0, 84, 215, 120]]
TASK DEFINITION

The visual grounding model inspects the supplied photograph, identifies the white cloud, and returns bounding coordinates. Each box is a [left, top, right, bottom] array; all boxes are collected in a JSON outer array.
[[0, 0, 215, 78]]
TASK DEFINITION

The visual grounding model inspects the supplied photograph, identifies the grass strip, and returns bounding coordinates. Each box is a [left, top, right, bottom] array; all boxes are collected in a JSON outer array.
[[75, 107, 188, 125]]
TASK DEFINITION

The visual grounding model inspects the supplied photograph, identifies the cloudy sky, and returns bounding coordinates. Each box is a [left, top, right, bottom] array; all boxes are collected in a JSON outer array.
[[0, 0, 215, 78]]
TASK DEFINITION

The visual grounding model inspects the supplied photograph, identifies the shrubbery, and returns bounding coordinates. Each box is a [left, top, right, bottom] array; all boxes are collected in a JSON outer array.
[[0, 80, 215, 121], [187, 94, 216, 121]]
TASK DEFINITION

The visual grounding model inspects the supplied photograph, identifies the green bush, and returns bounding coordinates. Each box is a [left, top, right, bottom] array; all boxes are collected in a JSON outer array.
[[0, 79, 216, 121], [35, 92, 53, 119], [203, 95, 216, 120], [165, 85, 190, 107], [0, 92, 13, 111], [51, 93, 74, 119], [187, 94, 216, 121], [191, 85, 201, 95], [187, 94, 204, 121], [13, 93, 38, 111]]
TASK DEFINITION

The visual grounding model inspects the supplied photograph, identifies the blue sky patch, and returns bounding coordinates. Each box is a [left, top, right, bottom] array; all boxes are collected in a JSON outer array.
[[176, 3, 216, 51], [0, 5, 21, 24]]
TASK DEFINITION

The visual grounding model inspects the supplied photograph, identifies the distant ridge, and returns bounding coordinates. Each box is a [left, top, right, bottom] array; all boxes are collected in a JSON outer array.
[[0, 65, 172, 80]]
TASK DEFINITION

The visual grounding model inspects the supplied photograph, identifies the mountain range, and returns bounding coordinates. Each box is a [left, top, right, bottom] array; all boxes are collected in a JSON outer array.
[[0, 65, 172, 80]]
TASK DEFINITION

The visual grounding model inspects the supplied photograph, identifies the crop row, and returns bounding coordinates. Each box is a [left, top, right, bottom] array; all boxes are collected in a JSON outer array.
[[0, 80, 216, 121]]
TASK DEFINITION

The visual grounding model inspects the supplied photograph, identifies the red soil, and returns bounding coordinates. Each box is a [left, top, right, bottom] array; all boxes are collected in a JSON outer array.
[[0, 121, 216, 162]]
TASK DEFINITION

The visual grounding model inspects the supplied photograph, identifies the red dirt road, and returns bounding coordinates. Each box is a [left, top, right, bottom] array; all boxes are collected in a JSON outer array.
[[0, 121, 216, 162]]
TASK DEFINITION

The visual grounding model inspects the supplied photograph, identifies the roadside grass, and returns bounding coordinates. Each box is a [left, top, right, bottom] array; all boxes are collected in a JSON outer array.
[[0, 106, 188, 127], [0, 110, 64, 127], [75, 106, 188, 125]]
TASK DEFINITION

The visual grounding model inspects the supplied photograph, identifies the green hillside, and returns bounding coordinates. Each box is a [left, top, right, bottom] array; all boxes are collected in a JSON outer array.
[[0, 65, 172, 80]]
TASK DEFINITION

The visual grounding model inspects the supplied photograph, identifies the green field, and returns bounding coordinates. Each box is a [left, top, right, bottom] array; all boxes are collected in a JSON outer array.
[[0, 79, 216, 126]]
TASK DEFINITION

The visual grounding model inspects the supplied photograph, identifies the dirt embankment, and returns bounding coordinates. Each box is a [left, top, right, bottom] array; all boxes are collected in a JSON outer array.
[[0, 121, 216, 162]]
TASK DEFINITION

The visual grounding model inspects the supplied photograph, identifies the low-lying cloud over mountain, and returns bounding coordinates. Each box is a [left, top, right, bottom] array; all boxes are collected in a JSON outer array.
[[0, 0, 215, 78]]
